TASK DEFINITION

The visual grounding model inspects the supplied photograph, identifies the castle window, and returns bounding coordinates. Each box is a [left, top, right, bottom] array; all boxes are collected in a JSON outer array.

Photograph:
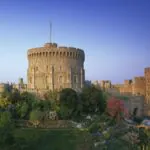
[[70, 52, 72, 57], [46, 76, 49, 83], [59, 76, 62, 84], [73, 75, 77, 84]]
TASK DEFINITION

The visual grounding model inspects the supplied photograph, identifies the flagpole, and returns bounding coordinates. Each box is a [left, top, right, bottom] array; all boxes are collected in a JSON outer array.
[[50, 21, 52, 43]]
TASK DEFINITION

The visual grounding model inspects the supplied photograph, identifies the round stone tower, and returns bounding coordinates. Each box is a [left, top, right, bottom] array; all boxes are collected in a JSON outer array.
[[27, 43, 85, 92]]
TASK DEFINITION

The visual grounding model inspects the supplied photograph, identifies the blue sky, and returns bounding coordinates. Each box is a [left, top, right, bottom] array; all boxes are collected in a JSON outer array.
[[0, 0, 150, 84]]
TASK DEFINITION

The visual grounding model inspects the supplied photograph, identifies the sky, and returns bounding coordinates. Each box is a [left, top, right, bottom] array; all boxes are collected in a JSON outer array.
[[0, 0, 150, 84]]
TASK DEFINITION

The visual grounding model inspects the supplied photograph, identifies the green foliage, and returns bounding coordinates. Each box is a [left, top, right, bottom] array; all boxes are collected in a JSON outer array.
[[13, 128, 90, 150], [29, 110, 44, 127], [59, 105, 73, 119], [81, 86, 106, 114], [19, 102, 29, 119], [30, 110, 44, 121], [0, 111, 12, 128], [21, 92, 36, 103], [88, 122, 100, 133], [0, 97, 11, 108], [59, 88, 79, 119], [42, 100, 51, 111], [138, 128, 149, 146], [50, 100, 59, 111], [60, 88, 78, 107], [1, 87, 11, 99], [0, 126, 15, 148], [7, 89, 21, 104], [44, 90, 58, 101]]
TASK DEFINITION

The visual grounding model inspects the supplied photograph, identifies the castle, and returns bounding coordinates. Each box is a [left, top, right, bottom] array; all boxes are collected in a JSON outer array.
[[27, 43, 85, 93], [92, 67, 150, 116], [0, 42, 85, 96], [0, 41, 150, 116], [116, 67, 150, 104]]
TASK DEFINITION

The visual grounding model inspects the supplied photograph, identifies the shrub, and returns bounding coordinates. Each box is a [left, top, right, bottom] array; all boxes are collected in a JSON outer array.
[[0, 111, 12, 128]]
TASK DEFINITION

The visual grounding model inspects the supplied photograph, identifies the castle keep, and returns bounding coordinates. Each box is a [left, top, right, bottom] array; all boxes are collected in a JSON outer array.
[[27, 43, 85, 92]]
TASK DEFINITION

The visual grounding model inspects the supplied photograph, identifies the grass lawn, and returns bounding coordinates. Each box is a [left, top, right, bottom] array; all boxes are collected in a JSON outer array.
[[13, 128, 89, 150]]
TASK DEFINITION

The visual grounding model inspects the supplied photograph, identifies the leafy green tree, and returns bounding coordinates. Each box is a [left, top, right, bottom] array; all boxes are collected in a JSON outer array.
[[21, 92, 36, 103], [18, 102, 29, 119], [59, 88, 79, 119], [31, 100, 46, 112], [81, 86, 106, 114], [7, 89, 21, 104], [39, 100, 51, 111], [59, 105, 73, 119], [50, 100, 59, 111], [0, 97, 11, 109], [0, 86, 12, 99]]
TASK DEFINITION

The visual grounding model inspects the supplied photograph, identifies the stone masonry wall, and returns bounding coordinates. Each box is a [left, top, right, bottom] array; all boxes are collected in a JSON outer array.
[[27, 43, 85, 92], [132, 77, 145, 96]]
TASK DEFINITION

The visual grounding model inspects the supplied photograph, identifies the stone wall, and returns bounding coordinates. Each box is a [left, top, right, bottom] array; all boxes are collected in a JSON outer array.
[[132, 77, 145, 96], [100, 80, 111, 89], [27, 43, 85, 92], [119, 80, 133, 95], [124, 96, 145, 117], [92, 80, 111, 90]]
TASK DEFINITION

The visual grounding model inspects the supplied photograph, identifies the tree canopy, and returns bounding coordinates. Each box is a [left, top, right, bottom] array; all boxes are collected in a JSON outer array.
[[80, 86, 106, 114]]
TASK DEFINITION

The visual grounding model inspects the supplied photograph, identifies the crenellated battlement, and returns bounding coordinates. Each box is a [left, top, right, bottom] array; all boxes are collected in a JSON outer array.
[[145, 67, 150, 74], [124, 79, 132, 85], [27, 43, 85, 61], [133, 76, 145, 82]]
